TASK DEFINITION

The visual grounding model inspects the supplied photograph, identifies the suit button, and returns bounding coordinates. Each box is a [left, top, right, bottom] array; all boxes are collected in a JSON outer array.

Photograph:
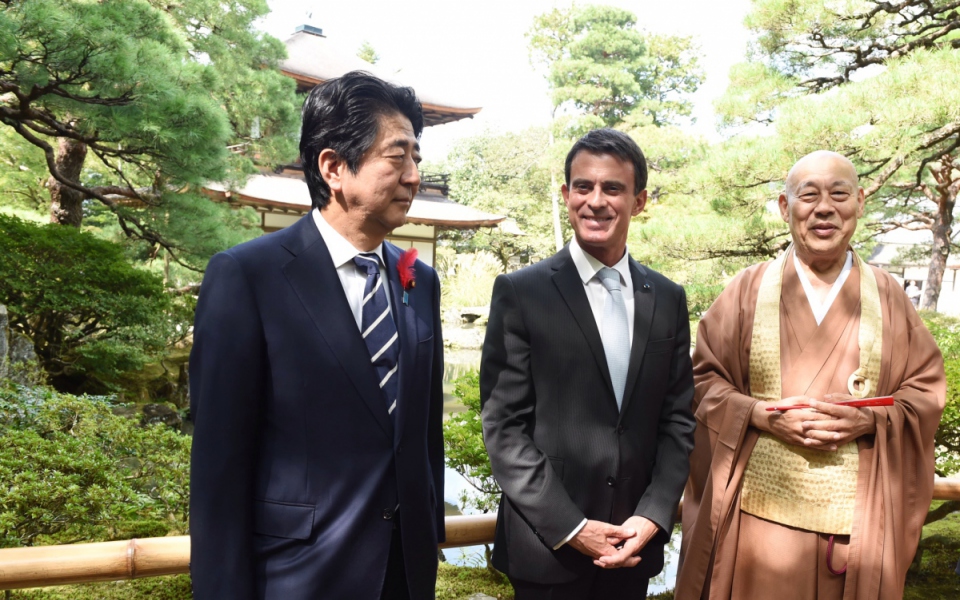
[[606, 476, 616, 487], [616, 425, 626, 435], [382, 508, 394, 520]]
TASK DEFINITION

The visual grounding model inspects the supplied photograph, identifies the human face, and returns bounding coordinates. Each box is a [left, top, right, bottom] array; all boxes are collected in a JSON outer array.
[[779, 152, 864, 270], [324, 112, 421, 246], [562, 151, 646, 266]]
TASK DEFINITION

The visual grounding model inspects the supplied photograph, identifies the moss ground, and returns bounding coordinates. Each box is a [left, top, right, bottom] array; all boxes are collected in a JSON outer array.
[[904, 503, 960, 599]]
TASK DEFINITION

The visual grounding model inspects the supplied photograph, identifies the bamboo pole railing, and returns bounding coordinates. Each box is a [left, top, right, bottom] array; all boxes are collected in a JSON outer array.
[[2, 479, 960, 590]]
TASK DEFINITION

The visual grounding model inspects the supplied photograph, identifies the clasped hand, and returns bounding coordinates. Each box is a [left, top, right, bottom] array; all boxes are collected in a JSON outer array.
[[751, 394, 877, 451], [568, 516, 659, 569]]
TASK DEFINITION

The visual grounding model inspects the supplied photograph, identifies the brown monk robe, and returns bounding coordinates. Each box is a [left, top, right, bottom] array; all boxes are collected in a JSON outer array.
[[675, 250, 945, 600]]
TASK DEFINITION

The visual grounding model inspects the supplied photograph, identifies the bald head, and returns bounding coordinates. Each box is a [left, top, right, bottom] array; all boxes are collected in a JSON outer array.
[[785, 151, 859, 197]]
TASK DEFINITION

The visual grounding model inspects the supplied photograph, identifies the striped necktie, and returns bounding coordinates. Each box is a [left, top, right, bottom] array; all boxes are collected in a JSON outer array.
[[353, 252, 400, 420]]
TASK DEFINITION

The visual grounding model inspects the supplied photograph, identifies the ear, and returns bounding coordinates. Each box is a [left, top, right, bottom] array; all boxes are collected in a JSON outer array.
[[632, 189, 647, 217], [778, 192, 790, 223], [856, 187, 865, 218], [561, 183, 571, 207], [318, 148, 345, 194]]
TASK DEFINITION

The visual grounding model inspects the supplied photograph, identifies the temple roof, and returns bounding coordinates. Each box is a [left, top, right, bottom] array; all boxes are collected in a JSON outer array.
[[281, 26, 482, 127], [204, 172, 504, 229]]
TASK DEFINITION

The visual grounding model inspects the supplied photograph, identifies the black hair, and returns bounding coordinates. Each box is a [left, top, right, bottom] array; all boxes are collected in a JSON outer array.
[[564, 129, 648, 195], [300, 71, 424, 209]]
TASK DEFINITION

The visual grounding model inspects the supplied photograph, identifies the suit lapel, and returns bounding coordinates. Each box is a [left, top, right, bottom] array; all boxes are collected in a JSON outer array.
[[551, 249, 616, 402], [384, 243, 416, 445], [620, 259, 654, 419], [280, 216, 394, 439]]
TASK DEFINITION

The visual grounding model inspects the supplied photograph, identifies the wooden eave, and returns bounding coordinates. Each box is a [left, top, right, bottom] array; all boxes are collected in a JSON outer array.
[[282, 71, 482, 127]]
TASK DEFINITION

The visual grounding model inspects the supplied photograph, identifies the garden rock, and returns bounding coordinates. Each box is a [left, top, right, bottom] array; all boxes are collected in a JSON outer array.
[[141, 403, 182, 429]]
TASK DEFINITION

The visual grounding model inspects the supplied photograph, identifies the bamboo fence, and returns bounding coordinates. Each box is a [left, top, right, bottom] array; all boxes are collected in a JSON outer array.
[[1, 480, 959, 590]]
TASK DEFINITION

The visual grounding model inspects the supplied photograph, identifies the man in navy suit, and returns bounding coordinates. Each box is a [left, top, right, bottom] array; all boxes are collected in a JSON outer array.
[[189, 71, 445, 600]]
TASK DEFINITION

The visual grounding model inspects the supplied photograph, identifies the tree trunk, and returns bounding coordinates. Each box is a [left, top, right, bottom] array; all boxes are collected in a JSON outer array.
[[550, 171, 564, 252], [920, 159, 958, 311], [48, 137, 88, 227], [921, 215, 951, 310]]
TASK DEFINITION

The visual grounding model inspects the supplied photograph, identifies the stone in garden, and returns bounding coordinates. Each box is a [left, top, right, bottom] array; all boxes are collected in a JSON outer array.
[[8, 332, 36, 365], [141, 403, 182, 429]]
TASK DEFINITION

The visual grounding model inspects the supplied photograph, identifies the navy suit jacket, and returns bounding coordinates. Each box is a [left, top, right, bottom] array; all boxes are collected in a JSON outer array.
[[189, 214, 445, 599]]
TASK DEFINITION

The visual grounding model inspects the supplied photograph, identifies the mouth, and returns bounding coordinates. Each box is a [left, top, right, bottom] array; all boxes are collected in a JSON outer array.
[[583, 215, 613, 227], [810, 223, 838, 237]]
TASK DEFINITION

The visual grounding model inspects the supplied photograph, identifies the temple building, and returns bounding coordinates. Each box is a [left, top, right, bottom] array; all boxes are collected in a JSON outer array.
[[204, 24, 503, 266]]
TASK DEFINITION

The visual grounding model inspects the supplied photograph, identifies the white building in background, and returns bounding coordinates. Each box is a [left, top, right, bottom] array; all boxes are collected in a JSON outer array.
[[867, 227, 960, 315], [203, 24, 505, 267]]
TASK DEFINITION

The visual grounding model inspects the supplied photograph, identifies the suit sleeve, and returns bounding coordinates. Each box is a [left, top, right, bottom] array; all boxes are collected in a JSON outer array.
[[633, 286, 696, 532], [189, 252, 263, 599], [481, 274, 586, 548], [429, 269, 446, 542]]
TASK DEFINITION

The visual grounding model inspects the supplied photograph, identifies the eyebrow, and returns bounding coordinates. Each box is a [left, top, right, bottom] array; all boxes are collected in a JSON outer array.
[[571, 178, 626, 187], [386, 138, 420, 153], [795, 180, 854, 190]]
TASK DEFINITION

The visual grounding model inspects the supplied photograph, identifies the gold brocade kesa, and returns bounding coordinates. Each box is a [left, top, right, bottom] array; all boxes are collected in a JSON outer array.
[[739, 246, 883, 536]]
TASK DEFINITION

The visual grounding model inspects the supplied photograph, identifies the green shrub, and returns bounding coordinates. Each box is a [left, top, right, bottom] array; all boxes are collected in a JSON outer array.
[[440, 252, 503, 309], [0, 214, 191, 392], [443, 371, 500, 514], [921, 311, 960, 477], [0, 383, 190, 548]]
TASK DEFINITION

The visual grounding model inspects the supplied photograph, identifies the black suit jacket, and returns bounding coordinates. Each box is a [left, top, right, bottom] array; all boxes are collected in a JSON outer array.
[[189, 215, 445, 599], [480, 246, 695, 585]]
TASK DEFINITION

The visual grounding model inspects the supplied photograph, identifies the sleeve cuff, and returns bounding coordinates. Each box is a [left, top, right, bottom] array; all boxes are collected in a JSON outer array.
[[552, 518, 588, 550]]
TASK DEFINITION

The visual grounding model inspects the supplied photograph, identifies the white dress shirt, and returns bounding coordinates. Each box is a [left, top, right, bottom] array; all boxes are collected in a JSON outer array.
[[554, 238, 637, 549], [569, 238, 635, 345], [793, 251, 852, 326], [312, 208, 391, 329]]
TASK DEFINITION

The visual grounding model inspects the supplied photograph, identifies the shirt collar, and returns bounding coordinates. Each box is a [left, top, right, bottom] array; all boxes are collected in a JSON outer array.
[[569, 237, 631, 287], [312, 208, 385, 268]]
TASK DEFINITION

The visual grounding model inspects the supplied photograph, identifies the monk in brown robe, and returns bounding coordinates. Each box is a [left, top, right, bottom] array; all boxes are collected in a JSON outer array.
[[675, 151, 946, 600]]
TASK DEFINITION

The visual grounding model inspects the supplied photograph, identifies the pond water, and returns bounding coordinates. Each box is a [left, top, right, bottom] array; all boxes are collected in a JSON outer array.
[[439, 331, 680, 593]]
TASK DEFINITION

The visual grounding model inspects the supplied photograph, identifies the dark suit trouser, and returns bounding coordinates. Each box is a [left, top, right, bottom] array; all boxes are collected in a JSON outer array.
[[380, 522, 410, 600], [511, 570, 650, 600]]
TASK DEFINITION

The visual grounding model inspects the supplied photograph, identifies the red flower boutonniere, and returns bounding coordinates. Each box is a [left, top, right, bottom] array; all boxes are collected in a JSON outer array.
[[397, 248, 418, 305]]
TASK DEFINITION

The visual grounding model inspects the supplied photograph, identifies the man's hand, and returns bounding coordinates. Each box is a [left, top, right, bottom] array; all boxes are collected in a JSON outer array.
[[593, 516, 659, 569], [750, 396, 833, 447], [799, 397, 877, 450], [567, 519, 636, 560]]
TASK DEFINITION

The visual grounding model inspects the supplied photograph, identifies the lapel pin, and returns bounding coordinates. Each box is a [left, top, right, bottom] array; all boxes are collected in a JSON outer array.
[[397, 248, 418, 305], [642, 282, 652, 292]]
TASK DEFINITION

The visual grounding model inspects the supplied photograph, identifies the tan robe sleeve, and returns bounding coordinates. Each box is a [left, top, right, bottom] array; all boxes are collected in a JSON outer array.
[[845, 268, 946, 600], [677, 264, 767, 600]]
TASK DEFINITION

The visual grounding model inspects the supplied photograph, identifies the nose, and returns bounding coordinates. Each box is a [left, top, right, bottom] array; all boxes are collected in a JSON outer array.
[[403, 158, 421, 189], [585, 187, 606, 209], [813, 191, 836, 216]]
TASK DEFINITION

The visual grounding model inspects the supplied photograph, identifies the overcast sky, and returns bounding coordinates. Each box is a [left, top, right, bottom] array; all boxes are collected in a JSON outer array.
[[258, 0, 754, 161]]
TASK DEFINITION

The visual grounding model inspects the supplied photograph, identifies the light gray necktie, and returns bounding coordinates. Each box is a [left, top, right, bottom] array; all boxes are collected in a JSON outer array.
[[597, 267, 630, 410]]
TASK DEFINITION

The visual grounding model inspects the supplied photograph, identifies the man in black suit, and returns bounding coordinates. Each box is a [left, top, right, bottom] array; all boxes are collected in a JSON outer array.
[[481, 129, 695, 599], [189, 71, 444, 600]]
